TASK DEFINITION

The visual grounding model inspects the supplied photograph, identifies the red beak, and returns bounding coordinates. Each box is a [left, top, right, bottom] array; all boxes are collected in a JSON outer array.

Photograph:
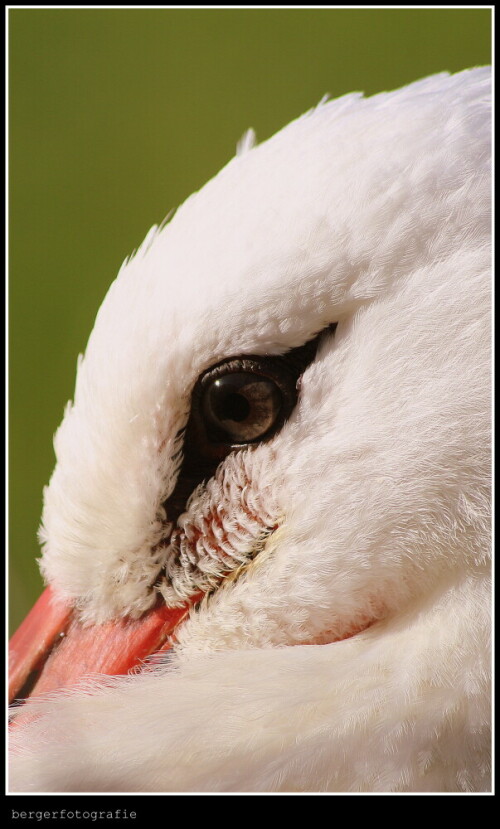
[[9, 586, 200, 704]]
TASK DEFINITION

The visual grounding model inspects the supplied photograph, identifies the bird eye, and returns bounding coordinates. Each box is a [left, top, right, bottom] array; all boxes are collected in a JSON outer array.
[[201, 371, 284, 444], [163, 326, 336, 524], [190, 324, 337, 455]]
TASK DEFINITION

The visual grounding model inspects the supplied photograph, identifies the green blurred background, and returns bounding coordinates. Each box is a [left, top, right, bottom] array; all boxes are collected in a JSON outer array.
[[9, 8, 491, 632]]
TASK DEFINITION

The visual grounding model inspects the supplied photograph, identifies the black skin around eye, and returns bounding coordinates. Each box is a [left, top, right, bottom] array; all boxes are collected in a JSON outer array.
[[162, 323, 337, 528]]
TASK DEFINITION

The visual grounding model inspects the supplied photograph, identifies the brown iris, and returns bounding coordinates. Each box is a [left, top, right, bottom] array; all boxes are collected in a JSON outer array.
[[202, 372, 283, 444]]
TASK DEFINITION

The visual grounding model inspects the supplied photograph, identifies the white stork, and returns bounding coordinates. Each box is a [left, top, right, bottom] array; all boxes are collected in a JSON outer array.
[[9, 68, 491, 793]]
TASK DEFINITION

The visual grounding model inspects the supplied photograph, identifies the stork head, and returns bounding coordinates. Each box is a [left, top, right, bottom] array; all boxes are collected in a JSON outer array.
[[10, 68, 491, 700]]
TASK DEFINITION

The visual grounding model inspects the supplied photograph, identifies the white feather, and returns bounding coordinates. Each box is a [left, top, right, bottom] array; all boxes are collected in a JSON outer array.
[[10, 67, 491, 793]]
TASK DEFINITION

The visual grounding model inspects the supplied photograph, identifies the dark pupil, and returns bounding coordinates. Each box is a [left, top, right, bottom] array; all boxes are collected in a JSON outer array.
[[215, 392, 251, 423], [203, 373, 282, 443]]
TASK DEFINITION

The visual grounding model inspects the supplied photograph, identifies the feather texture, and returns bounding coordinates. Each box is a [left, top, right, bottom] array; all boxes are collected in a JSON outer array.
[[10, 67, 491, 793]]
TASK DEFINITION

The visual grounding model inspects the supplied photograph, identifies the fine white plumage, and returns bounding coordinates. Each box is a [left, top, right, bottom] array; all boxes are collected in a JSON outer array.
[[9, 68, 491, 793]]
